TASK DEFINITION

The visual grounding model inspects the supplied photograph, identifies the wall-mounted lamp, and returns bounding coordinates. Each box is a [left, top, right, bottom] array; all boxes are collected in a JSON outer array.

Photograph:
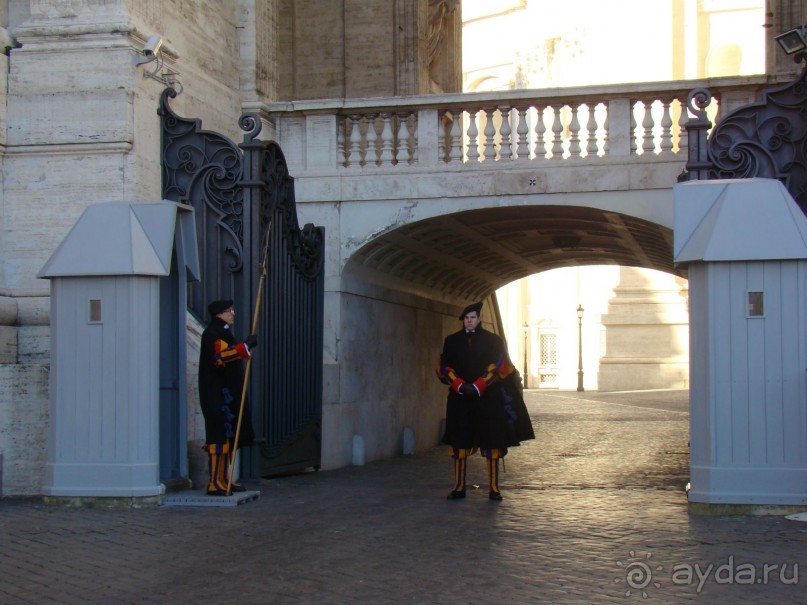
[[135, 34, 182, 93], [775, 26, 807, 57]]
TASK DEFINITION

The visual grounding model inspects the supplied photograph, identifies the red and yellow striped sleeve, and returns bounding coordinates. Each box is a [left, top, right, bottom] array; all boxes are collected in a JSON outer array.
[[212, 338, 250, 368], [436, 356, 464, 392], [472, 353, 513, 395], [497, 354, 515, 379]]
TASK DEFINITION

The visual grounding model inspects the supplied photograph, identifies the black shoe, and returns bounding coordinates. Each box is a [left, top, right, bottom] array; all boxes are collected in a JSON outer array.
[[206, 489, 228, 496], [489, 490, 503, 501], [230, 482, 247, 493], [446, 490, 466, 500]]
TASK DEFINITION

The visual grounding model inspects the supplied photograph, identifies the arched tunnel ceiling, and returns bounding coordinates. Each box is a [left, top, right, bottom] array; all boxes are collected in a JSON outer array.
[[347, 206, 679, 302]]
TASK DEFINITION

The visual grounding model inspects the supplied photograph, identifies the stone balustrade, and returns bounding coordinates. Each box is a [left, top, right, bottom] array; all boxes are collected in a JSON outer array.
[[262, 75, 782, 175]]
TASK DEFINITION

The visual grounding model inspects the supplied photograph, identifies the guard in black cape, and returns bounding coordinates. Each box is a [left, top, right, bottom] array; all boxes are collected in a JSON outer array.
[[436, 301, 535, 501], [198, 299, 257, 495]]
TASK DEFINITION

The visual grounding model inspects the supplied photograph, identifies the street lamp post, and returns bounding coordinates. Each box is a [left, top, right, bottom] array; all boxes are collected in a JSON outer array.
[[576, 304, 584, 392], [522, 321, 529, 389]]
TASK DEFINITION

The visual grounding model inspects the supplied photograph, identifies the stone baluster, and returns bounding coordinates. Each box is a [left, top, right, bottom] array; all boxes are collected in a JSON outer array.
[[677, 97, 689, 155], [551, 106, 564, 159], [267, 81, 770, 171], [338, 116, 347, 167], [366, 114, 379, 166], [410, 112, 418, 163], [660, 99, 673, 155], [379, 113, 395, 165], [534, 105, 547, 159], [467, 109, 480, 162], [712, 95, 722, 123], [483, 108, 496, 162], [586, 103, 599, 157], [398, 112, 412, 165], [348, 115, 362, 166], [568, 104, 581, 158], [376, 113, 397, 166], [642, 100, 656, 154], [449, 111, 463, 163], [438, 111, 448, 162], [499, 106, 512, 160], [515, 107, 529, 160]]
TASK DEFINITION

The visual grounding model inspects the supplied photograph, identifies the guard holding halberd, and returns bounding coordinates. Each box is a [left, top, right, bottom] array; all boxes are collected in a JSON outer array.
[[198, 299, 257, 495]]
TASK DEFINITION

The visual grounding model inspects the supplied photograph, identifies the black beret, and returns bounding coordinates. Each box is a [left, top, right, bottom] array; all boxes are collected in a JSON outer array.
[[208, 299, 234, 316], [459, 301, 483, 320]]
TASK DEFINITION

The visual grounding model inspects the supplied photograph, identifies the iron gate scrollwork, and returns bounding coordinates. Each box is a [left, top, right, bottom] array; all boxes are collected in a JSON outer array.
[[159, 87, 246, 317], [681, 60, 807, 214], [160, 88, 325, 477]]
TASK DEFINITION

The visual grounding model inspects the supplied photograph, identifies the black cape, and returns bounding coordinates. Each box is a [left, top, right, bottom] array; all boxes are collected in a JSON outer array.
[[198, 316, 255, 446], [439, 326, 534, 450]]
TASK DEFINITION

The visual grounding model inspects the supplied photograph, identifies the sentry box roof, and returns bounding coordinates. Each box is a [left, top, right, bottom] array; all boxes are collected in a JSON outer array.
[[674, 178, 807, 266], [39, 201, 199, 280]]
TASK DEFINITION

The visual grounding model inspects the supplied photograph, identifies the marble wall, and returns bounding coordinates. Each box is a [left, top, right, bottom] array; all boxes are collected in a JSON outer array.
[[0, 0, 246, 495]]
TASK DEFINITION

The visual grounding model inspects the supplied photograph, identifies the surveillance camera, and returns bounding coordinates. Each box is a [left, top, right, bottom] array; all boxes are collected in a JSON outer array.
[[142, 35, 163, 58]]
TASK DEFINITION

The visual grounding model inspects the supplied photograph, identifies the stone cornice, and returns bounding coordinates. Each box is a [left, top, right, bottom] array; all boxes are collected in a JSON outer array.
[[15, 0, 130, 38], [0, 292, 51, 326], [13, 21, 134, 39], [255, 74, 786, 114], [11, 22, 178, 62], [0, 287, 50, 297], [4, 141, 133, 156]]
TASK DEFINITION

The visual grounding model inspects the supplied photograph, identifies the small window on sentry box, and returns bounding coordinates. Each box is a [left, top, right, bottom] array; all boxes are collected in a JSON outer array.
[[89, 299, 102, 323], [747, 292, 764, 318]]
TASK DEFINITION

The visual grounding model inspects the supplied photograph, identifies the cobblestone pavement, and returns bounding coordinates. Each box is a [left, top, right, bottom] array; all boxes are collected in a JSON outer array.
[[2, 389, 806, 604]]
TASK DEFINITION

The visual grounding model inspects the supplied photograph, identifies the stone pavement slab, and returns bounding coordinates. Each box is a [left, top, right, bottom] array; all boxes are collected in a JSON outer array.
[[1, 389, 805, 604], [162, 490, 260, 507]]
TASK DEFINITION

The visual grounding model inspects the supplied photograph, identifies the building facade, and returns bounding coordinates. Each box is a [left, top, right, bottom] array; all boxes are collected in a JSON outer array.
[[469, 0, 764, 390], [0, 0, 802, 496]]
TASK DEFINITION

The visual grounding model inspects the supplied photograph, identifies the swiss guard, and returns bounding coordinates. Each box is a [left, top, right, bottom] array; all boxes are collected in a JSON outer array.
[[198, 299, 257, 495], [437, 301, 535, 501]]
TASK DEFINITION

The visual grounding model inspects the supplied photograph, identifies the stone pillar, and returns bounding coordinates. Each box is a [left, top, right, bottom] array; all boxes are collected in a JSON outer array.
[[0, 1, 141, 496], [0, 9, 15, 368], [240, 0, 277, 103], [1, 0, 243, 495], [8, 3, 143, 293], [598, 267, 689, 391], [239, 0, 278, 139], [424, 0, 461, 93], [765, 0, 807, 77], [277, 0, 462, 100], [394, 0, 427, 95]]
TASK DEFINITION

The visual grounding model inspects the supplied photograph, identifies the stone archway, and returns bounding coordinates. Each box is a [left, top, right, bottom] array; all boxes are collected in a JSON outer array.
[[321, 202, 681, 469]]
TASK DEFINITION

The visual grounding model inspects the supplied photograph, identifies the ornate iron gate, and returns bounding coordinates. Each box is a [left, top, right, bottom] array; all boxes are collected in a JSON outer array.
[[680, 61, 807, 213], [159, 88, 325, 477]]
